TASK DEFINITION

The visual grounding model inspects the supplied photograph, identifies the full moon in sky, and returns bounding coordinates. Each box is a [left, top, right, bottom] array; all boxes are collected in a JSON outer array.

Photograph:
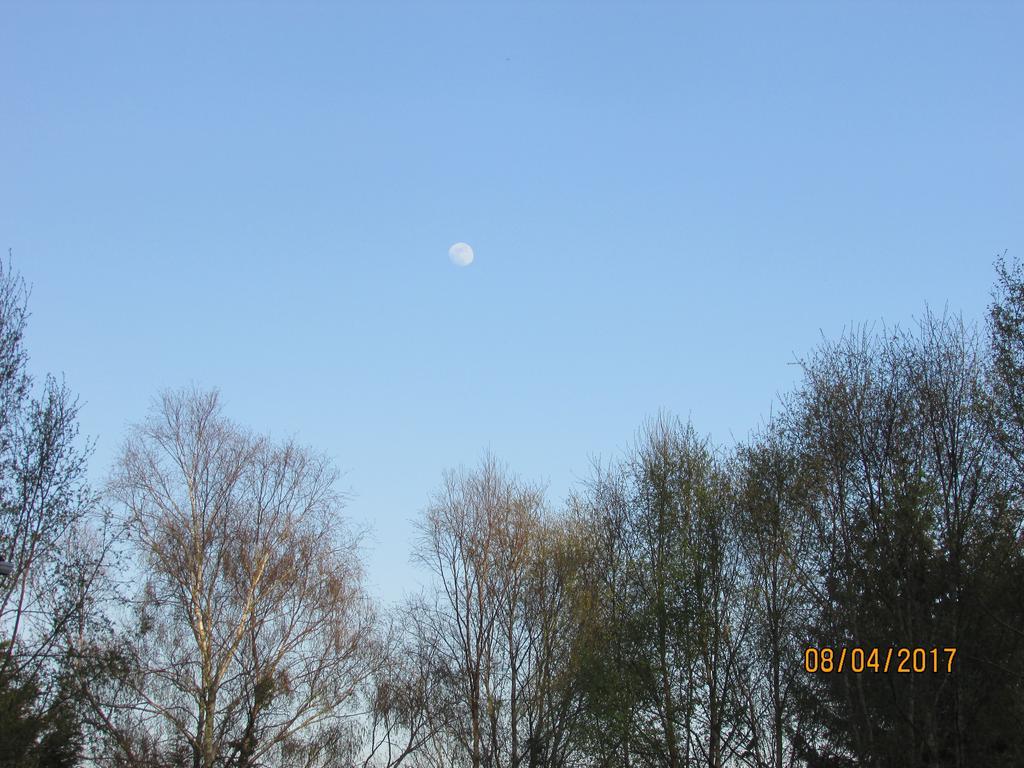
[[448, 242, 474, 267]]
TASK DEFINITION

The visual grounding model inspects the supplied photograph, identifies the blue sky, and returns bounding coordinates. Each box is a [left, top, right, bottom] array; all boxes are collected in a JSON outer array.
[[2, 1, 1020, 603]]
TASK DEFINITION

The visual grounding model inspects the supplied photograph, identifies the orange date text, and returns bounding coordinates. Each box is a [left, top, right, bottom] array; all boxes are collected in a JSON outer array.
[[803, 647, 957, 674]]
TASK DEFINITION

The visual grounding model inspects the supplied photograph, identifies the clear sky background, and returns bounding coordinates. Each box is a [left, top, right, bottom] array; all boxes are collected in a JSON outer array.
[[2, 1, 1021, 604]]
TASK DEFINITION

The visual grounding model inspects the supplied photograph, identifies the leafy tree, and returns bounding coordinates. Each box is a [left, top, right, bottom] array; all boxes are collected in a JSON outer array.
[[734, 427, 813, 768], [785, 310, 1022, 767], [573, 416, 749, 768]]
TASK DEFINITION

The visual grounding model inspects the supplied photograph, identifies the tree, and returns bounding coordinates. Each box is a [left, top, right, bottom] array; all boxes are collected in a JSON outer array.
[[412, 454, 578, 768], [97, 387, 374, 768], [574, 416, 750, 768], [980, 255, 1024, 757], [570, 456, 645, 768], [734, 426, 813, 768], [988, 253, 1024, 483], [0, 255, 109, 768], [516, 514, 589, 768], [784, 311, 1022, 767], [355, 606, 453, 768]]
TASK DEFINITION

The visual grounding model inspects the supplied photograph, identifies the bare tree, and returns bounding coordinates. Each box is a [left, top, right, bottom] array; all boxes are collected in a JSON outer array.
[[411, 454, 552, 768], [97, 388, 374, 768], [355, 605, 452, 768]]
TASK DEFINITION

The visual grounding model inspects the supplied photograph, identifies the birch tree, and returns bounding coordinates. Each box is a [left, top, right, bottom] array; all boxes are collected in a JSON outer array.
[[100, 388, 374, 768], [412, 454, 555, 768]]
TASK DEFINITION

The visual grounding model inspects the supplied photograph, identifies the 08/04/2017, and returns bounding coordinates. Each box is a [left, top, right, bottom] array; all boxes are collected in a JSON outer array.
[[804, 647, 957, 674]]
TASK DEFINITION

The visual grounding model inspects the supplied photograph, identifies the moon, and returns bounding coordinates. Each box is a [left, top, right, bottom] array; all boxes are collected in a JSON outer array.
[[448, 242, 474, 267]]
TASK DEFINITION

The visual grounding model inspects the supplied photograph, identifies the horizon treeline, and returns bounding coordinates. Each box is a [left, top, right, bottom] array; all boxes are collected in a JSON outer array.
[[2, 255, 1024, 768]]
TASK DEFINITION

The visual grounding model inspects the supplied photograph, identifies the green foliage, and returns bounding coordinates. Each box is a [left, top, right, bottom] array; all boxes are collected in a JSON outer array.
[[0, 653, 44, 768], [0, 644, 82, 768]]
